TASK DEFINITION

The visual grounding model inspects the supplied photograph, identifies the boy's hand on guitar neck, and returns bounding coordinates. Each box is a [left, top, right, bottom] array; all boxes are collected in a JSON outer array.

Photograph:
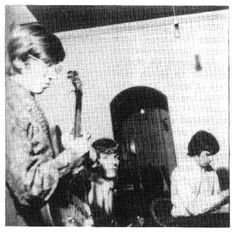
[[62, 130, 91, 157]]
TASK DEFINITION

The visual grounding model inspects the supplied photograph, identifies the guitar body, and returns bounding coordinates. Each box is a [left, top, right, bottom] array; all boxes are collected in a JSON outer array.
[[41, 171, 91, 226]]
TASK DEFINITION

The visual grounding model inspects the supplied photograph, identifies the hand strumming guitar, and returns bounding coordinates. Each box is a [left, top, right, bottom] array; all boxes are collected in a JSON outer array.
[[62, 131, 91, 156]]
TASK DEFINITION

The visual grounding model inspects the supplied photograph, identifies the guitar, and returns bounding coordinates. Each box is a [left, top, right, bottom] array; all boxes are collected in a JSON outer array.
[[40, 70, 92, 226], [67, 70, 83, 139]]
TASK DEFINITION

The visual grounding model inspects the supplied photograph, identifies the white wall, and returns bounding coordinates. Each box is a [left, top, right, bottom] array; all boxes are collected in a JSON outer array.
[[5, 5, 37, 40], [36, 10, 229, 169]]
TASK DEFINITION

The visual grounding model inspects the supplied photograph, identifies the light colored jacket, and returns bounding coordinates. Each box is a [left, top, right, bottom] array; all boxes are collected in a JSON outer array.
[[5, 79, 79, 225], [171, 157, 221, 217]]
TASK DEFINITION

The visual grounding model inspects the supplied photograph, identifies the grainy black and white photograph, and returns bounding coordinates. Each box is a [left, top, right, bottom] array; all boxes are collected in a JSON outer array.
[[4, 3, 230, 228]]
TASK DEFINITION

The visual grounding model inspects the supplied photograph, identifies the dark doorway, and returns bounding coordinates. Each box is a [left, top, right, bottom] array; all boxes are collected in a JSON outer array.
[[110, 86, 177, 226]]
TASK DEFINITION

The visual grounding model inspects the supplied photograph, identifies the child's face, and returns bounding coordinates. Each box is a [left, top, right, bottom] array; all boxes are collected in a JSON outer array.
[[98, 153, 120, 178], [19, 56, 61, 94], [197, 150, 214, 168]]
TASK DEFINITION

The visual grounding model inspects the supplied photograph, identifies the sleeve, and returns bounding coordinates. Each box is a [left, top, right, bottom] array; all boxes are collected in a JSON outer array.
[[6, 104, 86, 206], [171, 169, 222, 216], [6, 107, 60, 206]]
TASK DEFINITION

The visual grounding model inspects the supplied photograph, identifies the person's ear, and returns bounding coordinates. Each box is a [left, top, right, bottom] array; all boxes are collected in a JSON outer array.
[[12, 58, 28, 73], [194, 154, 200, 164]]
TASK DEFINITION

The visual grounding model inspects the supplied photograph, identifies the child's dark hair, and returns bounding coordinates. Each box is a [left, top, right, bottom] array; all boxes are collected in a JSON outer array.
[[92, 138, 119, 157], [188, 130, 219, 157]]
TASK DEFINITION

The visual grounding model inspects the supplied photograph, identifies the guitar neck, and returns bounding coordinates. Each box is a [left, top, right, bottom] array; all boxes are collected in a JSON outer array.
[[74, 91, 83, 138]]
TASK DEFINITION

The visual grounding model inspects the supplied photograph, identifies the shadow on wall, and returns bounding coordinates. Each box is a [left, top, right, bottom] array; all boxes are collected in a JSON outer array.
[[216, 167, 229, 191]]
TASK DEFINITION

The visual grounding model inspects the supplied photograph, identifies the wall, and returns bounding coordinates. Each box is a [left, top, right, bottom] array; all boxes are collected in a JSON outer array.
[[35, 10, 228, 169], [5, 5, 37, 40]]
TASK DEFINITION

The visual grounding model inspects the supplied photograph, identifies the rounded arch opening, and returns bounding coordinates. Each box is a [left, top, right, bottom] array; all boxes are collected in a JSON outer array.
[[110, 86, 168, 141]]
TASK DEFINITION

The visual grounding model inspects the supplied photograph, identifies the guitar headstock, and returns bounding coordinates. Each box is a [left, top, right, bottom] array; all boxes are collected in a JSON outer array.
[[67, 70, 82, 92]]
